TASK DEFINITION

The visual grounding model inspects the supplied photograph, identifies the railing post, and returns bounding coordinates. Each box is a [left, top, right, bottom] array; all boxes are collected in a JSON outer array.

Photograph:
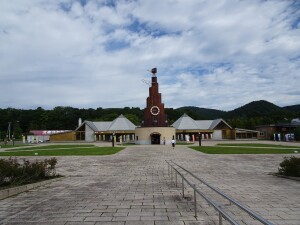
[[168, 164, 170, 177], [194, 184, 197, 218], [171, 167, 173, 181], [219, 213, 222, 225], [175, 171, 177, 187], [182, 177, 184, 198]]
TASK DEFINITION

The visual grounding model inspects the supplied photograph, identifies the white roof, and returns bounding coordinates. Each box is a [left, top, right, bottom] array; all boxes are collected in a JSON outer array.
[[195, 120, 213, 129], [76, 114, 136, 132], [94, 122, 112, 131], [172, 113, 199, 130], [172, 114, 232, 130], [107, 114, 136, 131]]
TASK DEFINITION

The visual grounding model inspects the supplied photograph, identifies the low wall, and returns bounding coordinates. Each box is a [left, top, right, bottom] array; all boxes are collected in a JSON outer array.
[[0, 177, 63, 200]]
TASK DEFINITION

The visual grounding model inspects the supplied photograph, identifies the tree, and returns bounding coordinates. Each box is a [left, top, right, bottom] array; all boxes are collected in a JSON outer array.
[[295, 127, 300, 141], [124, 114, 140, 125]]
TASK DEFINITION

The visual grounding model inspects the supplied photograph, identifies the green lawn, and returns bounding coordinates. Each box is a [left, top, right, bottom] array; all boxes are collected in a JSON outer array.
[[5, 144, 95, 151], [0, 145, 124, 156], [176, 142, 195, 145], [190, 146, 300, 154], [217, 143, 299, 148], [0, 144, 30, 148], [117, 143, 136, 146]]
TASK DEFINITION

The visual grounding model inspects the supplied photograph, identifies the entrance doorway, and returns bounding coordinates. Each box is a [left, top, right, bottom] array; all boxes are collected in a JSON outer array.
[[151, 133, 161, 144]]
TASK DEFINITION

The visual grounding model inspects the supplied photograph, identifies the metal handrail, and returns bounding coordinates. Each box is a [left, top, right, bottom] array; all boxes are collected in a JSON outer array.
[[170, 160, 274, 225], [170, 163, 239, 225], [166, 160, 275, 225]]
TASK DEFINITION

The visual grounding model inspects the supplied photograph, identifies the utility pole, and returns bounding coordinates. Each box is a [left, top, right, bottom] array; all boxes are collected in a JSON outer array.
[[7, 122, 11, 141], [112, 133, 115, 147], [12, 121, 19, 146], [198, 132, 202, 146]]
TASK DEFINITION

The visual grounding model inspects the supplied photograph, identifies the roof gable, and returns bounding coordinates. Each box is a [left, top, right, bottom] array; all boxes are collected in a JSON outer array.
[[210, 119, 232, 129], [172, 114, 232, 130], [76, 120, 98, 131], [108, 114, 136, 131], [76, 115, 136, 132], [172, 113, 199, 130], [93, 122, 112, 131], [195, 120, 213, 129]]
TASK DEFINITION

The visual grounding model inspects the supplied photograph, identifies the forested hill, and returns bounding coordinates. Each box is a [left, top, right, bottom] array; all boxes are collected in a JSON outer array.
[[0, 100, 299, 138], [282, 104, 300, 114], [225, 100, 295, 118], [224, 100, 299, 129], [173, 107, 225, 119]]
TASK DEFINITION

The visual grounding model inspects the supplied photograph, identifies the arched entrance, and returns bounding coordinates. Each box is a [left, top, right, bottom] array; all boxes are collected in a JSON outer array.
[[150, 132, 161, 144]]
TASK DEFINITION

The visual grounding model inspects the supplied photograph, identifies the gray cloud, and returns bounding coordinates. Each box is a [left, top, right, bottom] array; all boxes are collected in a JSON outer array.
[[0, 0, 299, 110]]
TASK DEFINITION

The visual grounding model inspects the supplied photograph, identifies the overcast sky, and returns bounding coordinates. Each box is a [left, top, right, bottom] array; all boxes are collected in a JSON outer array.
[[1, 0, 299, 111]]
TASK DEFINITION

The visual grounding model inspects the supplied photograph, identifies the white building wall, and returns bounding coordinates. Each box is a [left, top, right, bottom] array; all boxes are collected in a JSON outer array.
[[85, 125, 95, 142], [27, 135, 50, 143], [135, 127, 176, 145], [212, 130, 222, 140]]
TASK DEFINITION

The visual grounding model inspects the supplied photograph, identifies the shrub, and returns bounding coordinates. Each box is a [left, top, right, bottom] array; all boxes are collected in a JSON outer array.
[[0, 157, 58, 188], [278, 156, 300, 177]]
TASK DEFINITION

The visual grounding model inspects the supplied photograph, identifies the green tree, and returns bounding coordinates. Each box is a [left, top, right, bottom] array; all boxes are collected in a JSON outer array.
[[124, 114, 140, 125], [295, 127, 300, 141]]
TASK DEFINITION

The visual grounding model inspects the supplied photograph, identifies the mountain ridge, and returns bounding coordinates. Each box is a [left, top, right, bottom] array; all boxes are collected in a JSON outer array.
[[175, 100, 300, 120]]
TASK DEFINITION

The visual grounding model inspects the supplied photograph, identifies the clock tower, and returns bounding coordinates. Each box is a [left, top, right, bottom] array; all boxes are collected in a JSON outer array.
[[135, 68, 175, 145], [143, 68, 167, 127]]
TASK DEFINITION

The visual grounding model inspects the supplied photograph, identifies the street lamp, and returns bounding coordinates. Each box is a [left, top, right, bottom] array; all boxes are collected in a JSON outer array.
[[198, 132, 202, 147], [12, 121, 19, 146], [112, 132, 115, 147], [7, 122, 11, 141]]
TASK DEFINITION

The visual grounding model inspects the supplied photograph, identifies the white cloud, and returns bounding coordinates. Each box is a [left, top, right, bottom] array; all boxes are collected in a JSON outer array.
[[0, 0, 299, 111]]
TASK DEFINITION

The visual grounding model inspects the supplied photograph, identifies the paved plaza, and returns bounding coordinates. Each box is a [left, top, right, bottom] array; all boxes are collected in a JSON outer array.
[[0, 143, 299, 225]]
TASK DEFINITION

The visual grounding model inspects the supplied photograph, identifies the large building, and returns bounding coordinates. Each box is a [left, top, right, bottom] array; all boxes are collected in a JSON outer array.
[[172, 113, 233, 141], [135, 68, 175, 144], [50, 68, 258, 143], [75, 115, 136, 142], [256, 118, 300, 141]]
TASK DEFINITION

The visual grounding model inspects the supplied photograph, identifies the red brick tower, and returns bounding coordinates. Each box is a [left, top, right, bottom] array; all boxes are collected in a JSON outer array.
[[143, 68, 167, 127]]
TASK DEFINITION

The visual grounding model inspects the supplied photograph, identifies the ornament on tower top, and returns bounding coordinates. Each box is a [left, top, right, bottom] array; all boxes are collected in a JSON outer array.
[[151, 68, 157, 76]]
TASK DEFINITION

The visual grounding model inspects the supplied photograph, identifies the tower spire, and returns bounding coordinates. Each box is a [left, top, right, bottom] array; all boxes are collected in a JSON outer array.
[[143, 68, 167, 127]]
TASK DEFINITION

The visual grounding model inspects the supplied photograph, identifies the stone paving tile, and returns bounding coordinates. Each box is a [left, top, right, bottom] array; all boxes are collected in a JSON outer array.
[[112, 216, 140, 221], [0, 143, 299, 225], [4, 223, 66, 225], [65, 223, 96, 225], [125, 222, 154, 225], [85, 217, 114, 222], [155, 221, 185, 225], [94, 223, 125, 225]]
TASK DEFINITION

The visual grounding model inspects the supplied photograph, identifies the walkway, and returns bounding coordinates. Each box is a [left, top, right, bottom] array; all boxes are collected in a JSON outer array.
[[0, 145, 299, 225]]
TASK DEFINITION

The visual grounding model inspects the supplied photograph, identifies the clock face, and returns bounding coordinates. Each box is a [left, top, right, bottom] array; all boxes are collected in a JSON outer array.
[[150, 106, 160, 115]]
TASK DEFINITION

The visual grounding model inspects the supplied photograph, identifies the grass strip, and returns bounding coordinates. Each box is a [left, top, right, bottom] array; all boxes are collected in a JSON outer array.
[[189, 146, 299, 154], [5, 145, 95, 151], [176, 142, 195, 145], [0, 147, 124, 156], [217, 143, 299, 148], [0, 144, 30, 149]]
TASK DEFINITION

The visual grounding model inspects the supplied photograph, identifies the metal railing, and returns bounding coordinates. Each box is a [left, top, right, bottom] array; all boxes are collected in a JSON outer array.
[[166, 160, 275, 225]]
